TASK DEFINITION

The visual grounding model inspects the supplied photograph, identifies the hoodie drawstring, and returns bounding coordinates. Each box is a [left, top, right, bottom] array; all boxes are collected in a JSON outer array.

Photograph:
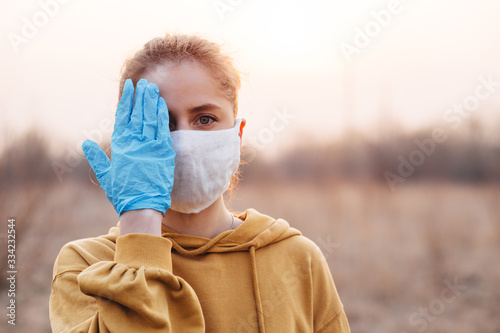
[[250, 245, 265, 333], [168, 232, 229, 256]]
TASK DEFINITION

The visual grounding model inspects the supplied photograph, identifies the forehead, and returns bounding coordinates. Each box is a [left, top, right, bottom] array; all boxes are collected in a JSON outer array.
[[143, 61, 220, 99]]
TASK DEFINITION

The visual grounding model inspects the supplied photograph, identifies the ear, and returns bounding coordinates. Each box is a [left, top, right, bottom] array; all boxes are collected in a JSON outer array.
[[238, 119, 246, 148]]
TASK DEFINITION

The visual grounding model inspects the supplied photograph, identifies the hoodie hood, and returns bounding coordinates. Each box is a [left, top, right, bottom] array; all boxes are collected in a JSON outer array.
[[160, 208, 301, 256]]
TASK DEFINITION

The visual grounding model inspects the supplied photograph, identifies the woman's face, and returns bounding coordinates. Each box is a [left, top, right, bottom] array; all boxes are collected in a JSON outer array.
[[143, 61, 235, 132]]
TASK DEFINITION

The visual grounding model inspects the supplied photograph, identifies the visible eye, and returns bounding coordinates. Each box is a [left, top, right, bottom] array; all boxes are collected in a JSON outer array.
[[197, 115, 216, 126]]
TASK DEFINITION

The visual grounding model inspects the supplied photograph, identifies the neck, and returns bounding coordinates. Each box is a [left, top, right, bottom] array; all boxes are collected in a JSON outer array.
[[162, 197, 233, 238]]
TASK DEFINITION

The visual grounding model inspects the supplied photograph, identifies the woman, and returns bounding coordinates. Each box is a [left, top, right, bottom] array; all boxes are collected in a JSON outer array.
[[50, 34, 350, 333]]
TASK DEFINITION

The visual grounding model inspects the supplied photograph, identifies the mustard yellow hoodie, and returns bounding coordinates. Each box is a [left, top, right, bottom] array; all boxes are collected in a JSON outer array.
[[50, 209, 350, 332]]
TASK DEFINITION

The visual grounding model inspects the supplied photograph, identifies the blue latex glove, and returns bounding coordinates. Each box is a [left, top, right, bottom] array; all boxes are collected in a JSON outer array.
[[82, 78, 175, 215]]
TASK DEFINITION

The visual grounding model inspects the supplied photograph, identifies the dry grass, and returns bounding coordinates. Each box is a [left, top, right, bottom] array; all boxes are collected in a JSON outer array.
[[1, 179, 499, 332]]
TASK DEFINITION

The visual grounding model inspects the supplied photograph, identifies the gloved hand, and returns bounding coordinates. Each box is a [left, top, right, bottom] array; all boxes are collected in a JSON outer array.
[[82, 78, 175, 216]]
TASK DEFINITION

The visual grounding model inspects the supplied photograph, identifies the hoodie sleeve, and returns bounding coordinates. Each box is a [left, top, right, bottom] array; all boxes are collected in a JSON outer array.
[[50, 233, 205, 333], [311, 245, 351, 333]]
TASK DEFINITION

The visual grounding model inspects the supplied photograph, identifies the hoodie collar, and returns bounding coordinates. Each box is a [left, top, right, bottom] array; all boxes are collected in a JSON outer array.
[[160, 209, 301, 255]]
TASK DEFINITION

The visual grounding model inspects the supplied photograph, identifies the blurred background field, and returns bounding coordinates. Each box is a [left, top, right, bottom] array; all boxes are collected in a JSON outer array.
[[0, 127, 499, 333]]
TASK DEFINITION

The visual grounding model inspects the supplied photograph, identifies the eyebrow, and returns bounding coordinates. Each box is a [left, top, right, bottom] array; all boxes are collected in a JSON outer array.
[[189, 103, 222, 113]]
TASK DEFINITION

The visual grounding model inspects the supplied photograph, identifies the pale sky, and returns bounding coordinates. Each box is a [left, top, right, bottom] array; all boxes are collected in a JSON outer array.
[[1, 0, 500, 155]]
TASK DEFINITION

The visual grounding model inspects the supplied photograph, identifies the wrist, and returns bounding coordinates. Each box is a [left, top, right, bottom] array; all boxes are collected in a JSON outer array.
[[119, 209, 163, 236]]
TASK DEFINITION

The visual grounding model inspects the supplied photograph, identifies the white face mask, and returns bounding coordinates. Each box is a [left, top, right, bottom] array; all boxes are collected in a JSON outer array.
[[169, 119, 243, 214]]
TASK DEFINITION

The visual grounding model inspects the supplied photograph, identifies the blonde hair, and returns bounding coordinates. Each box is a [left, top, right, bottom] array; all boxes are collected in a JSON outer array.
[[119, 33, 241, 116]]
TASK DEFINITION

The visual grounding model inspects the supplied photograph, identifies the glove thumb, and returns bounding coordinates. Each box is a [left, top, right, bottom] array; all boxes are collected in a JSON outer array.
[[82, 140, 111, 180]]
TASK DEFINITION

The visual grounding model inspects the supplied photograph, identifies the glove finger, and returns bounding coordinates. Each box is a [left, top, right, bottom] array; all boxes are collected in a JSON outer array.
[[143, 82, 159, 140], [157, 97, 172, 143], [82, 140, 111, 180], [114, 79, 134, 136], [129, 79, 148, 134]]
